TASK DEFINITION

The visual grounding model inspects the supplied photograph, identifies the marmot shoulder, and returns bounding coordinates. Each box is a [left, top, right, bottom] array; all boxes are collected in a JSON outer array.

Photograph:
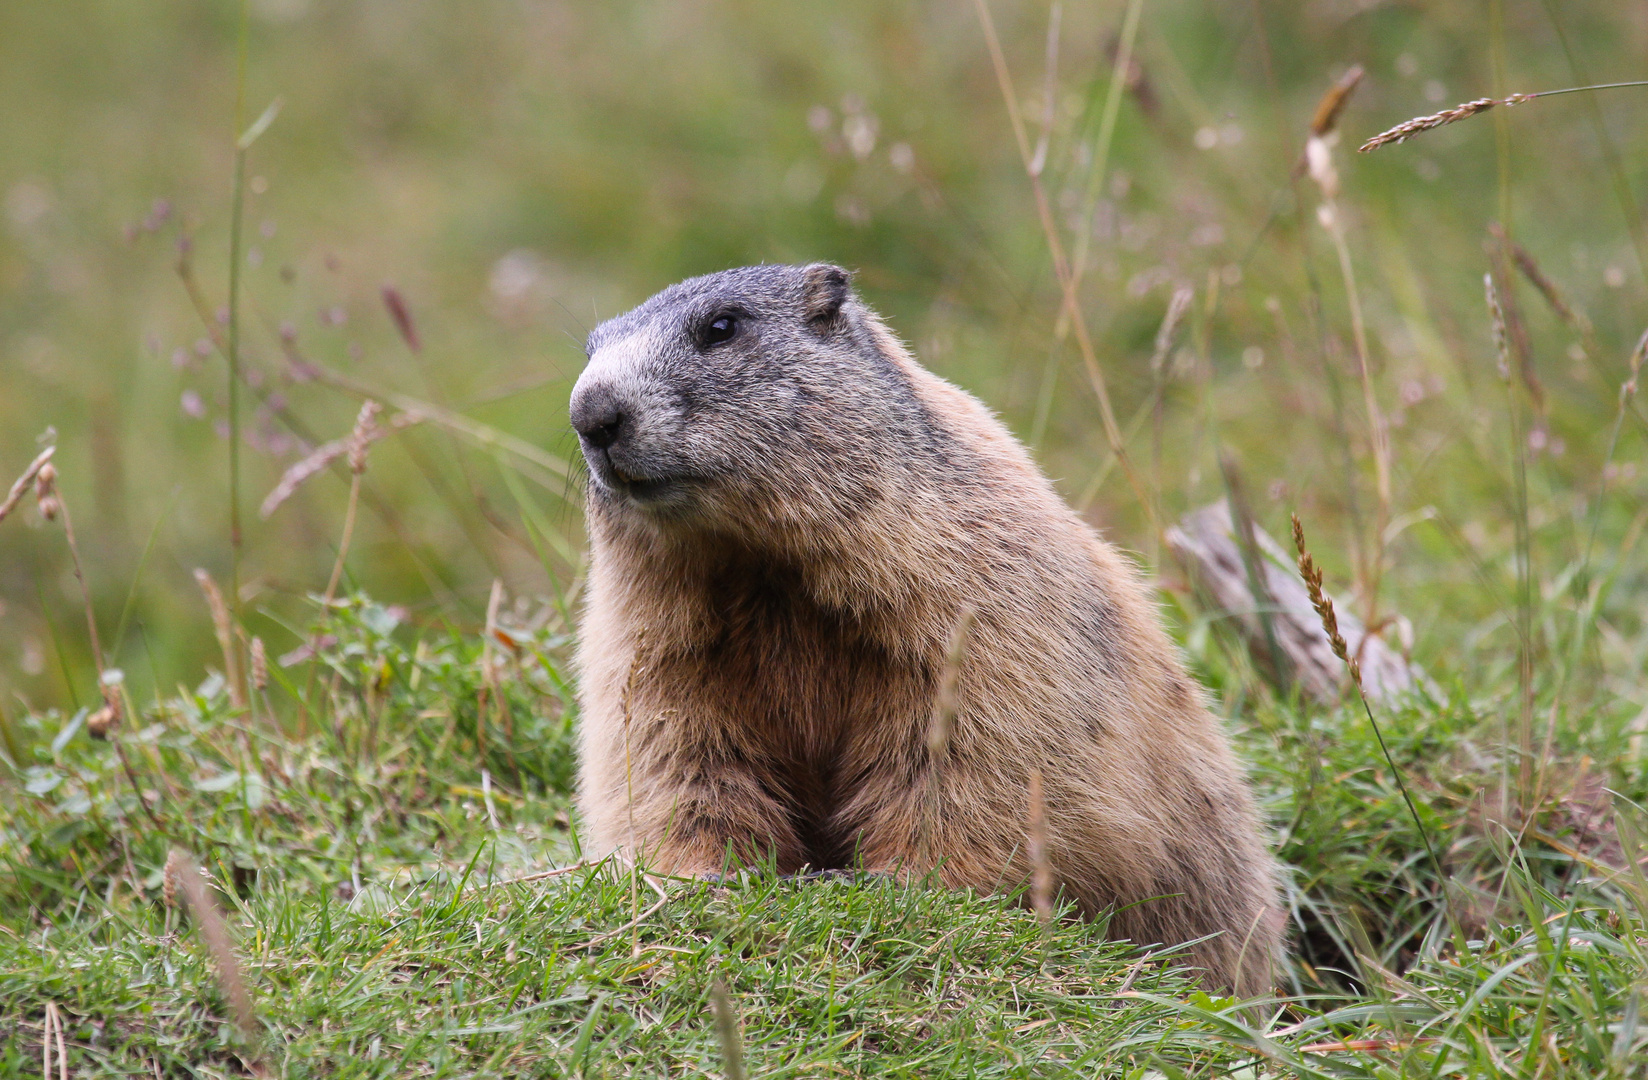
[[567, 263, 1282, 995]]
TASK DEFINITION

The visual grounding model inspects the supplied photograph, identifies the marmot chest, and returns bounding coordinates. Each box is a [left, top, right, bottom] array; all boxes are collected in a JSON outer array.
[[660, 571, 926, 863]]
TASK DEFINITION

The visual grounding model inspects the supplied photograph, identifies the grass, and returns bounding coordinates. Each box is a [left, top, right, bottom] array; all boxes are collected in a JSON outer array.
[[5, 0, 1648, 1075], [3, 605, 1646, 1076]]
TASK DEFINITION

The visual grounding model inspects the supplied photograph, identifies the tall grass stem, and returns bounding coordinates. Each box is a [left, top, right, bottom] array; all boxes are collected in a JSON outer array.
[[225, 0, 251, 616]]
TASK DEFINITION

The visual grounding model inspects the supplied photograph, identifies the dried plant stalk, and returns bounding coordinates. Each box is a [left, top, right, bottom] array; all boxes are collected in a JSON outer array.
[[1486, 273, 1537, 805], [1361, 80, 1648, 153], [1487, 228, 1546, 415], [1148, 287, 1195, 374], [0, 446, 55, 526], [1027, 767, 1054, 927], [709, 976, 747, 1080], [25, 450, 165, 825], [260, 410, 422, 519], [926, 605, 978, 761], [250, 637, 268, 692], [163, 849, 185, 910], [1305, 114, 1391, 625], [1292, 514, 1449, 912], [970, 0, 1155, 527], [322, 401, 383, 607], [1291, 515, 1360, 686], [922, 606, 977, 874], [1310, 64, 1365, 137], [381, 284, 422, 352], [170, 849, 264, 1067], [620, 631, 646, 946], [194, 568, 246, 709], [1360, 97, 1508, 152], [1495, 226, 1591, 335], [42, 1001, 66, 1080]]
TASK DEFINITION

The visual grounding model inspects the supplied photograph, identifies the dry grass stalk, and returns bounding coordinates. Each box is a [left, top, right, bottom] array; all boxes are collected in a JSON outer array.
[[1148, 287, 1194, 374], [1484, 274, 1511, 379], [1305, 106, 1392, 625], [922, 606, 976, 872], [1290, 514, 1360, 687], [346, 399, 382, 474], [1061, 0, 1144, 335], [1221, 455, 1291, 693], [170, 849, 265, 1069], [1027, 1, 1060, 178], [322, 400, 383, 607], [269, 328, 572, 485], [1496, 227, 1591, 335], [1310, 64, 1365, 138], [1292, 513, 1451, 914], [0, 445, 55, 526], [381, 284, 422, 352], [29, 453, 164, 827], [163, 849, 185, 910], [925, 605, 978, 761], [259, 409, 422, 519], [1360, 77, 1648, 154], [480, 578, 521, 785], [34, 462, 130, 741], [1487, 228, 1547, 415], [42, 1000, 67, 1080], [1359, 96, 1511, 152], [709, 975, 747, 1080], [194, 568, 246, 709], [1486, 272, 1537, 803], [620, 631, 646, 952], [1027, 767, 1054, 927], [970, 0, 1155, 528], [250, 636, 268, 692]]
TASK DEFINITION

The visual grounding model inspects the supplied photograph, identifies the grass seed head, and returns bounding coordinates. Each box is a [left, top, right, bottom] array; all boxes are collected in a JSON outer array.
[[1291, 513, 1361, 687], [1497, 227, 1589, 334], [162, 849, 184, 909], [1485, 273, 1512, 379], [1150, 287, 1194, 373], [348, 400, 383, 475], [194, 568, 246, 708], [1359, 96, 1519, 152], [0, 446, 56, 526], [381, 285, 422, 352], [33, 460, 60, 521], [1310, 64, 1364, 138]]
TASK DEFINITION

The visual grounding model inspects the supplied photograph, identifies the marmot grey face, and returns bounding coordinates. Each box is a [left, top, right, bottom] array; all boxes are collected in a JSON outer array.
[[571, 263, 937, 527]]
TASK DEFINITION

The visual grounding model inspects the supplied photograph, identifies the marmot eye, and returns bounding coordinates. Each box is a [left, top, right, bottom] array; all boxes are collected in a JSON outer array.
[[703, 314, 737, 346]]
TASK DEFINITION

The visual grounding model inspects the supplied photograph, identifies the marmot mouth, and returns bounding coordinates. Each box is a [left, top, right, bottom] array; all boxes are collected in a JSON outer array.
[[597, 459, 688, 502], [583, 446, 695, 504]]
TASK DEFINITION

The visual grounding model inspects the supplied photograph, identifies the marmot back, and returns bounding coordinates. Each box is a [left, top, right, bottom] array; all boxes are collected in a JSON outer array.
[[568, 263, 1282, 995]]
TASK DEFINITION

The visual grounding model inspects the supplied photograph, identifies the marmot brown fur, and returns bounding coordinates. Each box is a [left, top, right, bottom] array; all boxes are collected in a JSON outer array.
[[569, 263, 1282, 995]]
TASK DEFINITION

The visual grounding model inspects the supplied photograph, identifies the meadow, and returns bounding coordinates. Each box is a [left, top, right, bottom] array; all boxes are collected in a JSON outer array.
[[3, 0, 1648, 1075]]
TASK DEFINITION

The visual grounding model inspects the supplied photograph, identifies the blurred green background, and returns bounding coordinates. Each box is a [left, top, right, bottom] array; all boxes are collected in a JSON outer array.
[[2, 0, 1645, 712]]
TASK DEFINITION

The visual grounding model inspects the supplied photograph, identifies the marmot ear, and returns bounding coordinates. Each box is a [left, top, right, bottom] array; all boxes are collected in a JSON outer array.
[[801, 264, 852, 329]]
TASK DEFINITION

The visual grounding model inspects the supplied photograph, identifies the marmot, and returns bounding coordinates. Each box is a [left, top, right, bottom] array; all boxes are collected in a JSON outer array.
[[569, 264, 1282, 995]]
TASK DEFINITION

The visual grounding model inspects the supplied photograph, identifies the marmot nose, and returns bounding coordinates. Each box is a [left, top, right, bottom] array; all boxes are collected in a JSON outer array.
[[570, 384, 627, 450]]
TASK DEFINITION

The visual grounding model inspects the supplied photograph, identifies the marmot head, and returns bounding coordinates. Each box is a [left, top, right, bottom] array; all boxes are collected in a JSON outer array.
[[570, 264, 948, 538]]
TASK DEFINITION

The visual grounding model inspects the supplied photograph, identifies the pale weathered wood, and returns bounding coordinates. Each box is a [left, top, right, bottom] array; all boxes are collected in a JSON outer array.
[[1165, 500, 1424, 706]]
